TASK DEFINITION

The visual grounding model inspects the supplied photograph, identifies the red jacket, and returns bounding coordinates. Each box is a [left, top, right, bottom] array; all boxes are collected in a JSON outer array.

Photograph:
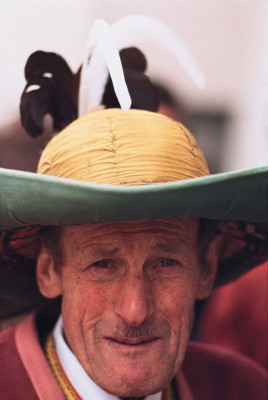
[[196, 263, 267, 368], [0, 313, 266, 400]]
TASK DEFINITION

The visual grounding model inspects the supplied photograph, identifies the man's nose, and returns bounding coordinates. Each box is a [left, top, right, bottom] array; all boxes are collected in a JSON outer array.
[[114, 273, 154, 326]]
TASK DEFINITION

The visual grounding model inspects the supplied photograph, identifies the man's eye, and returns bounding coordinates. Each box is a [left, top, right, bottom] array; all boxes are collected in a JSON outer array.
[[84, 260, 117, 282], [160, 258, 176, 267], [93, 260, 109, 268]]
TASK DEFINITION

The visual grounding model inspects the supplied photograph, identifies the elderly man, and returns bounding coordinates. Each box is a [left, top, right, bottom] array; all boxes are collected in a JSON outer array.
[[0, 27, 267, 399]]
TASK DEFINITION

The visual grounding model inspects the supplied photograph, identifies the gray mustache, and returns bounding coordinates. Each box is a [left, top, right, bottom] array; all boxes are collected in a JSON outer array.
[[113, 324, 158, 339]]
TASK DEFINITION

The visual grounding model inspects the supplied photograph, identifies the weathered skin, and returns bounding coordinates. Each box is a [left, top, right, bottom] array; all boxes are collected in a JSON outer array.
[[36, 218, 218, 398]]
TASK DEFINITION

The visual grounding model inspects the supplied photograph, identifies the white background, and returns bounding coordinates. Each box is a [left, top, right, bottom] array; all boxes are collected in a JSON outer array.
[[0, 0, 267, 171]]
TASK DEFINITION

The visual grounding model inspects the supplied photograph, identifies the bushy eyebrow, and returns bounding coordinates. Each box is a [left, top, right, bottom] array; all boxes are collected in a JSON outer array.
[[89, 247, 120, 258], [151, 240, 186, 253]]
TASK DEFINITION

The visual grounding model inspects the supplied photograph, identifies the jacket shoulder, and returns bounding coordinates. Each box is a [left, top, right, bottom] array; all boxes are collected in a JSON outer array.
[[182, 341, 267, 400], [0, 324, 39, 400]]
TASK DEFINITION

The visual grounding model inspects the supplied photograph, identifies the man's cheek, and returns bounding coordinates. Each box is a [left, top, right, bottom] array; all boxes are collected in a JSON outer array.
[[157, 283, 191, 316], [164, 291, 195, 336]]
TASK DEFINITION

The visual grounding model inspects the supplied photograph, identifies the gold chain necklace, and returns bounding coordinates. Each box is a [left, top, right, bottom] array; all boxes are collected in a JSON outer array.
[[45, 333, 82, 400]]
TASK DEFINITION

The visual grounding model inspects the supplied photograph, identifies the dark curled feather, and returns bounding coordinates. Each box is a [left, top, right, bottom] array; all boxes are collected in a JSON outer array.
[[20, 51, 81, 137], [102, 47, 160, 112]]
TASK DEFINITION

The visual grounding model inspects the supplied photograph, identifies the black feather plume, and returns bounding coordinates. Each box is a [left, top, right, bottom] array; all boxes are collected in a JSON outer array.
[[102, 47, 160, 112], [20, 51, 80, 137]]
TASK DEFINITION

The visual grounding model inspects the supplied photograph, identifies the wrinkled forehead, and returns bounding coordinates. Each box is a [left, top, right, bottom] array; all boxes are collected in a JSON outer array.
[[61, 217, 199, 248]]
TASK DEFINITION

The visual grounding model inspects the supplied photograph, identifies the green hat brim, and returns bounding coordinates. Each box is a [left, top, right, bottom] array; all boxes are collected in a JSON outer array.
[[0, 166, 267, 230]]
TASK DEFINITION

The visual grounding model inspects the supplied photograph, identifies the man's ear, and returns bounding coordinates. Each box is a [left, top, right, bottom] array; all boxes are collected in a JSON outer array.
[[196, 234, 222, 300], [36, 245, 63, 298]]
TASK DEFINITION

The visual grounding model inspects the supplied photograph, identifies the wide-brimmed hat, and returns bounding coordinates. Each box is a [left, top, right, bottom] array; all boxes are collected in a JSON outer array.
[[0, 17, 267, 318]]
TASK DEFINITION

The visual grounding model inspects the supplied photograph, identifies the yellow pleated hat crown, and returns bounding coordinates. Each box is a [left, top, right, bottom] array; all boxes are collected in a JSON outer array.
[[38, 108, 209, 185]]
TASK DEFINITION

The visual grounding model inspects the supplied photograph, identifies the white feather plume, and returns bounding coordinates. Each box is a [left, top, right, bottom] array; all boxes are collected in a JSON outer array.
[[78, 15, 206, 116], [79, 19, 131, 116]]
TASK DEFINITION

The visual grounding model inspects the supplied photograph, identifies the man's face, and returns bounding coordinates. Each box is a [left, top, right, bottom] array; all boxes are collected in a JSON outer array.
[[37, 218, 217, 398]]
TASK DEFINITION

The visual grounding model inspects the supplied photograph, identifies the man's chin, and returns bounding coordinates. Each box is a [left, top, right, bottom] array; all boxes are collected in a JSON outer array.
[[98, 368, 169, 398], [106, 385, 159, 399]]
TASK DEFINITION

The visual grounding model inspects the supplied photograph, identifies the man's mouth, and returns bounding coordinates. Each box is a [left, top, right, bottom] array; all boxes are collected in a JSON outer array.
[[105, 337, 160, 347]]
